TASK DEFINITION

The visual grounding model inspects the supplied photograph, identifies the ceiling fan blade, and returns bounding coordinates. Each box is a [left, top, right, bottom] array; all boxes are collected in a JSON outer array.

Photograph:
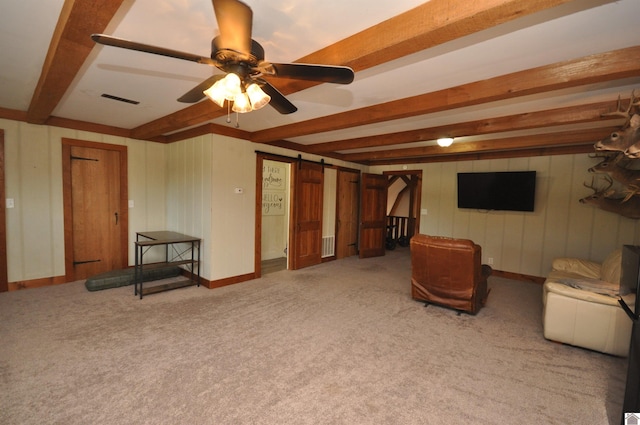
[[261, 63, 355, 84], [212, 0, 253, 56], [177, 75, 224, 103], [91, 34, 217, 66], [259, 81, 298, 114]]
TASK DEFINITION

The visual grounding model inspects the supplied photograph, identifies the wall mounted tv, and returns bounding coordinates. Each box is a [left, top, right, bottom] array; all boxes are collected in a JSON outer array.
[[457, 171, 536, 212]]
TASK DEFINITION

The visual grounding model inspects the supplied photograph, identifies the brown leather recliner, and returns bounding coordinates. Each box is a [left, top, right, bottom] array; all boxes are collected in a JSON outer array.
[[410, 234, 492, 314]]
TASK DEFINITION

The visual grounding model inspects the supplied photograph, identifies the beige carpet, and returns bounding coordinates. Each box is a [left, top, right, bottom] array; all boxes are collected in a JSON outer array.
[[0, 248, 627, 424]]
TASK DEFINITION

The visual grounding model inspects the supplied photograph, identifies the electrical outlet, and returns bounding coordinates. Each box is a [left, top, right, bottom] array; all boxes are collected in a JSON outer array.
[[6, 198, 14, 208], [488, 257, 494, 265]]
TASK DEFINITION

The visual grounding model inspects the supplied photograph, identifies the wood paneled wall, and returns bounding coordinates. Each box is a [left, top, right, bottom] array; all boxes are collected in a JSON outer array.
[[9, 115, 625, 285], [372, 154, 640, 278], [1, 119, 167, 283], [165, 136, 213, 279]]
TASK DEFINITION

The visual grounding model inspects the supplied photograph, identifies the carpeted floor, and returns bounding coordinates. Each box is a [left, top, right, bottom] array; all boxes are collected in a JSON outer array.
[[0, 248, 628, 424]]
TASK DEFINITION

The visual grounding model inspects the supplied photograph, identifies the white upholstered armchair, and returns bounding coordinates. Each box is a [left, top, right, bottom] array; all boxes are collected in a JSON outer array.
[[542, 249, 634, 356]]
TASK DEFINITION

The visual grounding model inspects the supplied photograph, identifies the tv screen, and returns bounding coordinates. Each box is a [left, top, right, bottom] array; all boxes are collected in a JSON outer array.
[[457, 171, 536, 212]]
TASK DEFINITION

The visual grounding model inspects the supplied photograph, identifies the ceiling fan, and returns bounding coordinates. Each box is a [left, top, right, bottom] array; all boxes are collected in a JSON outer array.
[[91, 0, 355, 115]]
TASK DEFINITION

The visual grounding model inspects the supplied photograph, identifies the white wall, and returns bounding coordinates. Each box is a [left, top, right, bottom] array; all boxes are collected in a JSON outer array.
[[371, 154, 640, 277]]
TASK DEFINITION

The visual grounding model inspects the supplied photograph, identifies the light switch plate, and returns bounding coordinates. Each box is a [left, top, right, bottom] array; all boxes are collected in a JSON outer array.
[[6, 198, 14, 208]]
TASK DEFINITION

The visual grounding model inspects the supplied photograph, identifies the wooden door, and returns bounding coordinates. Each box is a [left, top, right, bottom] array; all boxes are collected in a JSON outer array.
[[63, 140, 128, 281], [290, 161, 323, 269], [336, 169, 359, 259], [359, 173, 387, 259]]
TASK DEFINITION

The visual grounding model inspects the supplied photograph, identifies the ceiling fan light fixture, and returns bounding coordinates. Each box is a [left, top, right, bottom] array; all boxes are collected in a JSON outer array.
[[246, 83, 270, 110], [437, 137, 454, 147], [203, 80, 227, 107], [232, 92, 252, 113]]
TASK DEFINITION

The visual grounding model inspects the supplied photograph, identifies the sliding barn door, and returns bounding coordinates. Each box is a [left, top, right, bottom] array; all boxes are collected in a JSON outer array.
[[336, 169, 359, 259], [359, 173, 387, 259], [290, 161, 323, 270]]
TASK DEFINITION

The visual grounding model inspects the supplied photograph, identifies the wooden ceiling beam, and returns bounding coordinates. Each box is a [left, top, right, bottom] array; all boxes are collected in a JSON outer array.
[[251, 46, 640, 143], [131, 98, 221, 141], [130, 0, 575, 140], [366, 144, 597, 165], [340, 127, 616, 163], [304, 99, 627, 154], [26, 0, 126, 124], [259, 0, 578, 95]]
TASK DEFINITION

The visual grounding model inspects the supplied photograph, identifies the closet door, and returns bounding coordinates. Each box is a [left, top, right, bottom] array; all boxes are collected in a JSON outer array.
[[63, 140, 128, 281]]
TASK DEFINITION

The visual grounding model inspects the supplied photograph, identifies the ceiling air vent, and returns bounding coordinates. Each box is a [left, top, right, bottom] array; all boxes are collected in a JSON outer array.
[[101, 93, 140, 105]]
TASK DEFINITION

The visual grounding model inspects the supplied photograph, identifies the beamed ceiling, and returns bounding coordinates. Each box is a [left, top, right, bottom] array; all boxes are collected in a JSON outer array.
[[1, 0, 639, 165]]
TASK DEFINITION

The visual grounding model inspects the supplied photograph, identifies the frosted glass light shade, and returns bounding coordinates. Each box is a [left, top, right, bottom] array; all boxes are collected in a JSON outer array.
[[232, 92, 252, 113], [203, 80, 227, 107], [246, 83, 270, 110], [437, 137, 454, 147], [221, 73, 241, 100]]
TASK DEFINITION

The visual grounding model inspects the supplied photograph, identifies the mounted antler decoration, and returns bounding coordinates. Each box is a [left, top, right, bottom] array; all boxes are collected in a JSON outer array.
[[594, 90, 640, 156], [588, 152, 640, 201], [580, 175, 640, 219], [584, 90, 640, 219]]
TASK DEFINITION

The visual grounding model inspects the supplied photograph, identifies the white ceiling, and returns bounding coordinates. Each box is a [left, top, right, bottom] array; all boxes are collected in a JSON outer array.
[[1, 0, 639, 163]]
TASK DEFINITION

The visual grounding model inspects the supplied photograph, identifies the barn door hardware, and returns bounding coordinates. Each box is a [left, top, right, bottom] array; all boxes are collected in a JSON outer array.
[[254, 151, 332, 168]]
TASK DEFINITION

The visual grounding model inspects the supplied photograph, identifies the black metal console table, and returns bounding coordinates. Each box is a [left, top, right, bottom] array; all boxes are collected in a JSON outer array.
[[134, 231, 201, 299]]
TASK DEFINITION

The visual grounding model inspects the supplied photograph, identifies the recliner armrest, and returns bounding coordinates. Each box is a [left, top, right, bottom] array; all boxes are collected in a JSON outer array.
[[544, 281, 620, 306], [551, 257, 601, 279]]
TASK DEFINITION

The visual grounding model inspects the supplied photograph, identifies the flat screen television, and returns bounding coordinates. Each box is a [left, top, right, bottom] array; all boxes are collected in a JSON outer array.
[[457, 171, 536, 212]]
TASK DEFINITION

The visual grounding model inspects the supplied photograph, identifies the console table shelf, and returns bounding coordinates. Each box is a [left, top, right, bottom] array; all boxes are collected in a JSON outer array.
[[134, 231, 201, 299]]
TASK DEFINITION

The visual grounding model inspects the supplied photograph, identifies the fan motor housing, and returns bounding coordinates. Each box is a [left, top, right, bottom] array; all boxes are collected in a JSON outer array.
[[211, 37, 264, 69]]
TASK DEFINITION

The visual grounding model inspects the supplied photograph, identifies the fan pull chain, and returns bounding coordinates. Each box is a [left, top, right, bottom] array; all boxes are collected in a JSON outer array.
[[226, 102, 231, 124], [235, 112, 240, 128]]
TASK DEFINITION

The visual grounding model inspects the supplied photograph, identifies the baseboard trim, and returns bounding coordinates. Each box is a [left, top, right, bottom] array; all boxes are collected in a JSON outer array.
[[492, 269, 545, 285], [9, 275, 68, 291], [9, 269, 542, 291], [207, 272, 256, 289]]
